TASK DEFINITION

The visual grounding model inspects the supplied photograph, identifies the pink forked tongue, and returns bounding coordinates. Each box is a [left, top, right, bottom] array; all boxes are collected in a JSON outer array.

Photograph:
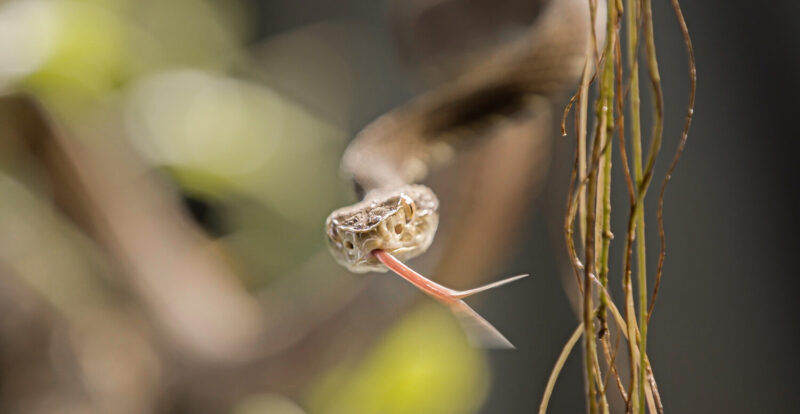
[[371, 249, 528, 349]]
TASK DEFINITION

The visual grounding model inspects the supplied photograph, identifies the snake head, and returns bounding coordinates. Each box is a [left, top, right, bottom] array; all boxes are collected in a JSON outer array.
[[325, 184, 439, 273]]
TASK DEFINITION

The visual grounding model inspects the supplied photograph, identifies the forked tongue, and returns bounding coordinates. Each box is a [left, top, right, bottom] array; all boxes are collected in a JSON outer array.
[[372, 249, 528, 349]]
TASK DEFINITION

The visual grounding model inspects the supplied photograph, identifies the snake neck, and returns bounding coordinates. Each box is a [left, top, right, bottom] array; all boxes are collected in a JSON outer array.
[[331, 0, 603, 271], [342, 0, 604, 193]]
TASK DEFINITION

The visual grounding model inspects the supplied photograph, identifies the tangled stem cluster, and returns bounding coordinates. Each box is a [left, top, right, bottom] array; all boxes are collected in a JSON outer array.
[[540, 0, 696, 412]]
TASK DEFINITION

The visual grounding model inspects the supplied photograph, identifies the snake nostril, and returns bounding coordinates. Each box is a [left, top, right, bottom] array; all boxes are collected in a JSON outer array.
[[345, 241, 354, 250]]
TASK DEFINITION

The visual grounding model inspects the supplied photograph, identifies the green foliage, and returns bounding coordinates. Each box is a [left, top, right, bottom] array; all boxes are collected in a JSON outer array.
[[308, 303, 488, 414]]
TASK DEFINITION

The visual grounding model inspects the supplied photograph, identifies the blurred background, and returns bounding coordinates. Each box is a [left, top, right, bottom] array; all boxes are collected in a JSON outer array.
[[0, 0, 797, 413]]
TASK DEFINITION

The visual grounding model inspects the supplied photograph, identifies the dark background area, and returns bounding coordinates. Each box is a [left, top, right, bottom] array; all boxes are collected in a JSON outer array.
[[241, 0, 800, 412]]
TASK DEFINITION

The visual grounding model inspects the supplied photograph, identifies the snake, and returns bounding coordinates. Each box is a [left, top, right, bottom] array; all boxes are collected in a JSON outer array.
[[324, 0, 600, 347]]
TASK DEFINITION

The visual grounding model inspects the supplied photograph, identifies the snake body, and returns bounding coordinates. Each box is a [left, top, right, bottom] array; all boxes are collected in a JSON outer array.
[[326, 0, 601, 272]]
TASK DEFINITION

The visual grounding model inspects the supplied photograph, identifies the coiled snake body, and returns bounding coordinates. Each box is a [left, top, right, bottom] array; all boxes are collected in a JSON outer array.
[[325, 0, 601, 347]]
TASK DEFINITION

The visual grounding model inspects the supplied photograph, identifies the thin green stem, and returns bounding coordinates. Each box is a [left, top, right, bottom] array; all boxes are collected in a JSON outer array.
[[595, 42, 619, 414], [539, 324, 584, 414], [597, 24, 616, 344], [584, 113, 602, 414], [586, 0, 618, 411], [635, 200, 647, 414], [636, 0, 664, 411], [624, 0, 643, 412]]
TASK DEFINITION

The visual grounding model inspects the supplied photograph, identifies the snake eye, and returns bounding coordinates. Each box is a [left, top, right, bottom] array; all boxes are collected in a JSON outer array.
[[399, 194, 416, 223], [327, 222, 341, 242]]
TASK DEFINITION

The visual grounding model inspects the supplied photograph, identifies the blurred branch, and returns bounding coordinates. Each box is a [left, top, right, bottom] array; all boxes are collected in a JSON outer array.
[[0, 94, 268, 362], [0, 94, 396, 409]]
